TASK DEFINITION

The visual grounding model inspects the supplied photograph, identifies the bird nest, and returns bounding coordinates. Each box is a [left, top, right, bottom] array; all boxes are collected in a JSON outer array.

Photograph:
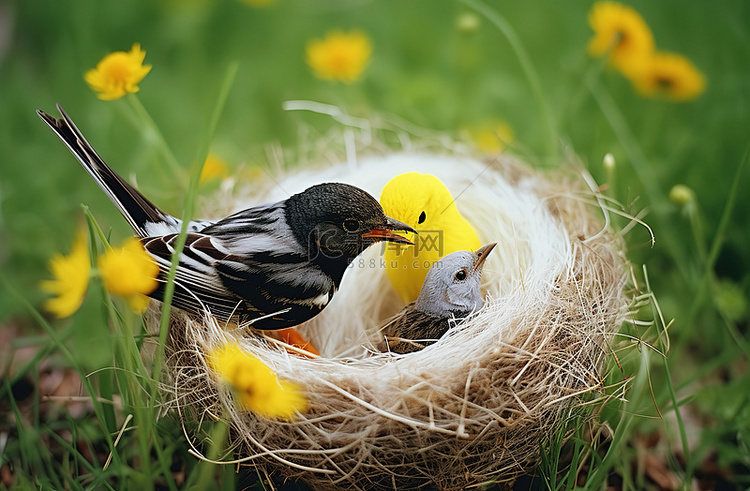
[[153, 152, 631, 490]]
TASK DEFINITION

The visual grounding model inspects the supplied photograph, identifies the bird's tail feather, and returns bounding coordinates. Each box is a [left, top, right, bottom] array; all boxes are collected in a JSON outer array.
[[37, 104, 177, 237]]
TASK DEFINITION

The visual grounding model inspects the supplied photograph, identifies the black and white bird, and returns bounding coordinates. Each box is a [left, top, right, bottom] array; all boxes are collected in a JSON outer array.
[[37, 104, 415, 330], [378, 243, 496, 354]]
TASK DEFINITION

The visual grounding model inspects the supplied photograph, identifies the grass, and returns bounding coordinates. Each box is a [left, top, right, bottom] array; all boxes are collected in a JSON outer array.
[[1, 0, 749, 489]]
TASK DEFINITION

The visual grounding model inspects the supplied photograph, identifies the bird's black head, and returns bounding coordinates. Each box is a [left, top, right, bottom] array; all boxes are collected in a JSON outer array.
[[285, 183, 415, 271]]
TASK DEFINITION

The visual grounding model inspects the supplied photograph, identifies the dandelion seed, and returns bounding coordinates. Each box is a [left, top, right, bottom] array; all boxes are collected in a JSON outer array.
[[209, 342, 307, 420], [587, 2, 654, 77], [630, 51, 706, 102], [306, 30, 372, 83], [40, 229, 91, 318], [98, 238, 159, 311], [85, 44, 152, 101]]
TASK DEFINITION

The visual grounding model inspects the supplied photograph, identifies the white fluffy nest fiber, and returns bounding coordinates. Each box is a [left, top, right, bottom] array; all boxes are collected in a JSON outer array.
[[156, 152, 631, 490]]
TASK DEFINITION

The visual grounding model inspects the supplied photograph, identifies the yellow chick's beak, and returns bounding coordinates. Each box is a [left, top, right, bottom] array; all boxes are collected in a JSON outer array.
[[362, 216, 416, 245], [472, 242, 497, 273]]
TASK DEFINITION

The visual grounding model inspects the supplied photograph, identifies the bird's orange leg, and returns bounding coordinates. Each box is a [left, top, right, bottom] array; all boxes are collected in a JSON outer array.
[[277, 328, 319, 358]]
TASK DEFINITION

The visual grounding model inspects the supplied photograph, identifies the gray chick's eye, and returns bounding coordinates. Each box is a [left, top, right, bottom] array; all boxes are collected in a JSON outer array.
[[418, 211, 426, 224], [343, 219, 360, 232], [454, 269, 468, 281]]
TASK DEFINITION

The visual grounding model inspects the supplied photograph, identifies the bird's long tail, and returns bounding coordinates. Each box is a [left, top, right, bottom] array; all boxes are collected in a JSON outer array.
[[37, 104, 179, 238]]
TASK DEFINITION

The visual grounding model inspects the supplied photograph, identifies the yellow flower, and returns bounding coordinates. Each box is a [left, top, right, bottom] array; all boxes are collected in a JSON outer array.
[[40, 230, 91, 318], [306, 30, 372, 83], [209, 342, 307, 420], [239, 0, 275, 6], [124, 293, 153, 313], [587, 2, 654, 76], [467, 121, 515, 154], [85, 44, 152, 101], [630, 51, 706, 102], [98, 238, 159, 310], [200, 154, 229, 184]]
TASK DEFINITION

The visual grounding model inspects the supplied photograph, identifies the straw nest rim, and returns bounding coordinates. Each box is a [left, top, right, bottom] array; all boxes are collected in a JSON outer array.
[[152, 152, 632, 490]]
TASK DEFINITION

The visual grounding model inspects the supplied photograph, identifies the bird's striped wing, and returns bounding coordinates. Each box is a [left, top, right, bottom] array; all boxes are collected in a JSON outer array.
[[143, 232, 335, 330], [143, 234, 254, 323], [213, 248, 336, 329], [202, 202, 337, 328]]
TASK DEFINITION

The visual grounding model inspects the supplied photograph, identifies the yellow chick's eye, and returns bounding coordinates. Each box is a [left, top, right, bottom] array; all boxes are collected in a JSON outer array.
[[417, 211, 426, 224], [454, 269, 468, 281]]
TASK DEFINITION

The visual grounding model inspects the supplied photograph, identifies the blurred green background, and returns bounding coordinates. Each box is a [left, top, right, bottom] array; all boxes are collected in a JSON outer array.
[[1, 0, 749, 487]]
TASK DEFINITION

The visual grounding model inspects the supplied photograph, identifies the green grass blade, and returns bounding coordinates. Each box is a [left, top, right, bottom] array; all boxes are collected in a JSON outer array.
[[661, 359, 690, 485], [2, 326, 73, 396], [587, 81, 694, 283], [185, 419, 230, 490], [48, 430, 115, 491], [458, 0, 558, 160], [685, 146, 749, 349], [151, 61, 238, 393], [126, 94, 187, 187], [0, 273, 116, 454], [584, 346, 650, 489]]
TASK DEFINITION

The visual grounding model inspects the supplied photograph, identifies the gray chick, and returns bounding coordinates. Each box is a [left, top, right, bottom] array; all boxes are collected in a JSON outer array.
[[378, 242, 496, 354]]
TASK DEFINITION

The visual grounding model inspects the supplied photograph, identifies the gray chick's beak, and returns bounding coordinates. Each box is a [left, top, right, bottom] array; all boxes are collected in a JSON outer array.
[[362, 216, 417, 245], [472, 242, 497, 273]]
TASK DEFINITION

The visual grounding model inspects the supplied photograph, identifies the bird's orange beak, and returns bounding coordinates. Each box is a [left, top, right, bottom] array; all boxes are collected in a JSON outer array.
[[472, 242, 497, 273], [362, 216, 416, 245]]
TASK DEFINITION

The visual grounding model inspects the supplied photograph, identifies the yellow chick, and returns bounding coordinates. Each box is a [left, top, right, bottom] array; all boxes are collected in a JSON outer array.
[[379, 172, 482, 304]]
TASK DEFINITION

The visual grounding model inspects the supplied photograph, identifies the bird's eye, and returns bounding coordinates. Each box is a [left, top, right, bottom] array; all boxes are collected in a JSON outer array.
[[454, 269, 468, 281], [418, 211, 426, 224], [343, 219, 360, 232]]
